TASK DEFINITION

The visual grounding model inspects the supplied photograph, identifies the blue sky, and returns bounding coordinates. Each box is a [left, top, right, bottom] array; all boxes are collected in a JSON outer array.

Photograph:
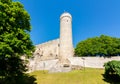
[[20, 0, 120, 47]]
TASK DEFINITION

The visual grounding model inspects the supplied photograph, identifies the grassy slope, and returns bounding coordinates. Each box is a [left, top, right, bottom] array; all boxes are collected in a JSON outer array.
[[30, 68, 109, 84]]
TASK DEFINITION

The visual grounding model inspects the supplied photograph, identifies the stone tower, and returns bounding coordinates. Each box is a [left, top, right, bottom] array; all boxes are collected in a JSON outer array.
[[59, 12, 73, 64]]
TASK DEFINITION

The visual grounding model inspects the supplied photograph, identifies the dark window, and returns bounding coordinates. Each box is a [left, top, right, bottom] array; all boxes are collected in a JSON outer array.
[[58, 44, 60, 47]]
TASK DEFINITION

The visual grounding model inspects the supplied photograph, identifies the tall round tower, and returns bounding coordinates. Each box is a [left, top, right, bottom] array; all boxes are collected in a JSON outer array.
[[59, 12, 73, 64]]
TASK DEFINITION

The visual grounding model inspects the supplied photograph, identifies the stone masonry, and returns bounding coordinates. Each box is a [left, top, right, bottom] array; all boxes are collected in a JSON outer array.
[[28, 12, 74, 72]]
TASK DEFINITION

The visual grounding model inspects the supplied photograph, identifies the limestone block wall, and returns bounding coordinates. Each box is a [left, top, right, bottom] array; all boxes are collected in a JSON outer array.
[[33, 39, 60, 61], [28, 56, 120, 72], [68, 56, 120, 68], [28, 39, 60, 72], [28, 59, 58, 72]]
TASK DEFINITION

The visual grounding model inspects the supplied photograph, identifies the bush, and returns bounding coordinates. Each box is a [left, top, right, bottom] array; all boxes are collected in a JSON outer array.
[[104, 60, 120, 82]]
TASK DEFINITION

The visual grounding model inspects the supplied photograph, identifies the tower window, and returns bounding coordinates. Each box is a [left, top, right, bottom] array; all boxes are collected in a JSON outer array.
[[58, 44, 60, 47]]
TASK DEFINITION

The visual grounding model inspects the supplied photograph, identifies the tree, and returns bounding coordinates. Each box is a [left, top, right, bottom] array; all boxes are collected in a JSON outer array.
[[0, 0, 34, 83], [75, 35, 120, 57]]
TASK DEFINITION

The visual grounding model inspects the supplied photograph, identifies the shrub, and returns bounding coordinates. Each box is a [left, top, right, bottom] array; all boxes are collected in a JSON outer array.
[[104, 60, 120, 81]]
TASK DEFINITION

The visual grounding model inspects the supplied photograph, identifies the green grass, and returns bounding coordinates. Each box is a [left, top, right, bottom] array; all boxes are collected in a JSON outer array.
[[30, 68, 109, 84]]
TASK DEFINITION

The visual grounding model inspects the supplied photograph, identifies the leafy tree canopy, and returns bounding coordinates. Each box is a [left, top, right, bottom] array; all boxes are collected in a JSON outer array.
[[0, 0, 34, 82], [75, 35, 120, 57]]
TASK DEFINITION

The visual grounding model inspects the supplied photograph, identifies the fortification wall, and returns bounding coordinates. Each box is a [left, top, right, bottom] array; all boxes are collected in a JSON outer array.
[[28, 56, 120, 72], [28, 39, 60, 72], [69, 56, 120, 68], [33, 39, 60, 61]]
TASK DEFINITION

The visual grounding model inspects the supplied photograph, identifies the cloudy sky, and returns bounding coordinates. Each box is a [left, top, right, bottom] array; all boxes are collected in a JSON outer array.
[[20, 0, 120, 47]]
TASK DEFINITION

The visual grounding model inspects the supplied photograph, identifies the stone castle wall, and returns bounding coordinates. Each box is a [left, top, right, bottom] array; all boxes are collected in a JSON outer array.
[[69, 56, 120, 68], [28, 39, 60, 72], [28, 56, 120, 72], [33, 39, 60, 61]]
